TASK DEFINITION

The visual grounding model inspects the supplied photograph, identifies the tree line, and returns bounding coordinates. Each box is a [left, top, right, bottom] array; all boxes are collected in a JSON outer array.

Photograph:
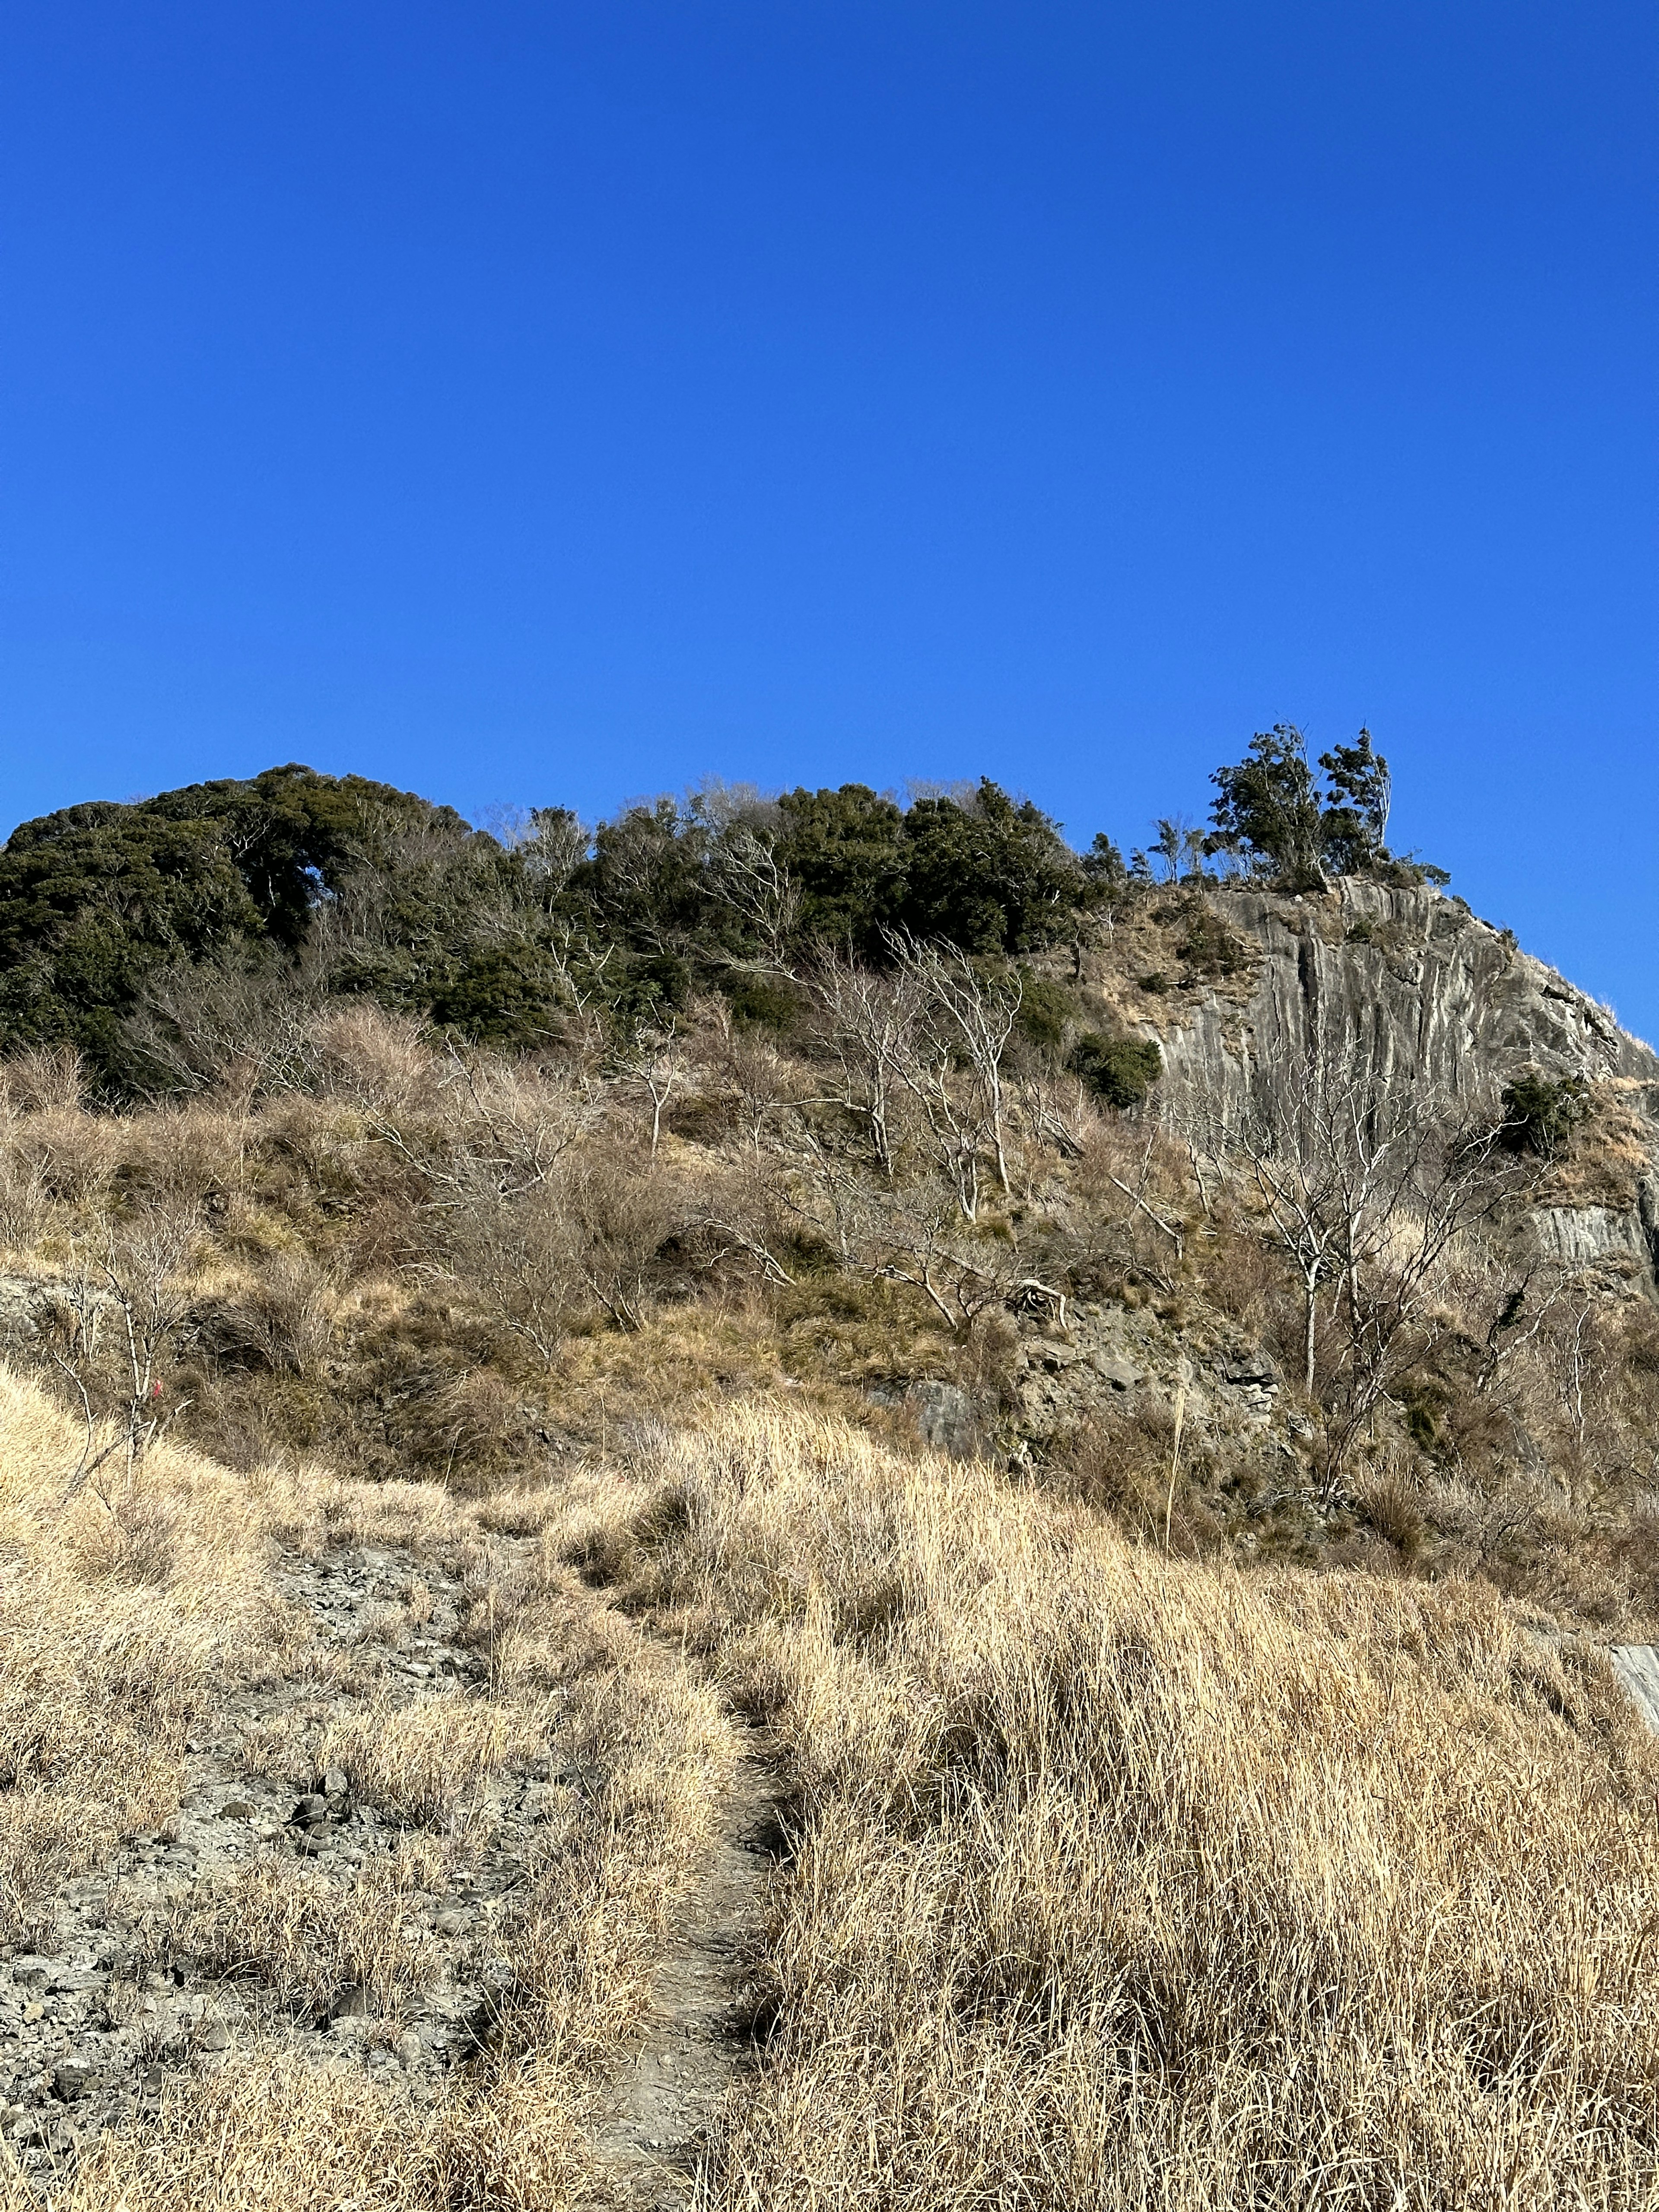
[[0, 727, 1436, 1087]]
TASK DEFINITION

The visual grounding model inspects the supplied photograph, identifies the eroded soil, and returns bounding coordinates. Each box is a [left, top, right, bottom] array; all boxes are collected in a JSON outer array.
[[0, 1533, 570, 2177]]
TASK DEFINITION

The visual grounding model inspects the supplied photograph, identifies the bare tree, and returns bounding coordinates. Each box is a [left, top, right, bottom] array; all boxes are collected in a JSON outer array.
[[887, 934, 1023, 1217], [372, 1049, 600, 1204], [49, 1207, 197, 1502], [1191, 1038, 1528, 1494], [436, 1182, 576, 1368], [811, 1170, 1021, 1340], [804, 953, 922, 1179], [615, 1017, 683, 1159], [710, 825, 801, 970]]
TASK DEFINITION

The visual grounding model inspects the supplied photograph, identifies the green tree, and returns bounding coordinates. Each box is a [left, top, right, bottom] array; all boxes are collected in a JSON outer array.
[[897, 780, 1084, 953], [1317, 729, 1392, 876], [0, 765, 494, 1082], [772, 784, 909, 954], [1207, 727, 1327, 890], [1066, 1032, 1163, 1108]]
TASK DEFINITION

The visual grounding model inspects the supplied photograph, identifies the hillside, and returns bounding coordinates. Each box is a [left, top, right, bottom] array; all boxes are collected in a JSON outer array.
[[3, 741, 1659, 2206]]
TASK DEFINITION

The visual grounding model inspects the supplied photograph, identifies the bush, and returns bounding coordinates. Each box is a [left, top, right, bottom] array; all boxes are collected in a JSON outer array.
[[724, 972, 800, 1033], [1066, 1031, 1163, 1108], [1500, 1071, 1591, 1157], [1014, 974, 1079, 1058]]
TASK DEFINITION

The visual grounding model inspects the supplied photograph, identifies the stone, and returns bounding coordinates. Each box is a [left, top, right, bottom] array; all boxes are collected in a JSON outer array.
[[1149, 882, 1659, 1297], [290, 1794, 330, 1824], [1219, 1350, 1278, 1389], [1091, 1353, 1144, 1391], [16, 2114, 79, 2155], [1609, 1648, 1659, 1735], [904, 1380, 977, 1458], [52, 2058, 113, 2100]]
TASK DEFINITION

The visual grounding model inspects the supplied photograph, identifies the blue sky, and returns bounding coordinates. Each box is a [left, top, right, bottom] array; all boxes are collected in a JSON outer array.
[[3, 4, 1656, 1033]]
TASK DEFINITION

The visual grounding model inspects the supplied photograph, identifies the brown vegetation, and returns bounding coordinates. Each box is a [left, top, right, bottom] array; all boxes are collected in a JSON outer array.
[[3, 926, 1659, 2202]]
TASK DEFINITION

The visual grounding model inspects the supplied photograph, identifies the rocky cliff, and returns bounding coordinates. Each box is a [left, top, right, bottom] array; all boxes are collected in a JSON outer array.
[[1088, 877, 1659, 1295]]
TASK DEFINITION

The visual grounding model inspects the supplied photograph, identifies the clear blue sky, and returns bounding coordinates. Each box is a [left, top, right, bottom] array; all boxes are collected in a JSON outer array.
[[3, 4, 1655, 1033]]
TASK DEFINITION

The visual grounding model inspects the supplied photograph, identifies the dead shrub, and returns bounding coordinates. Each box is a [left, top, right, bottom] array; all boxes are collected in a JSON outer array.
[[312, 1003, 440, 1116], [0, 1044, 86, 1115], [1351, 1459, 1427, 1557]]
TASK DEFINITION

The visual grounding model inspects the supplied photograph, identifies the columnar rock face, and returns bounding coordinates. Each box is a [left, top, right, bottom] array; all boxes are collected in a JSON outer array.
[[1151, 880, 1656, 1110], [1134, 879, 1659, 1291]]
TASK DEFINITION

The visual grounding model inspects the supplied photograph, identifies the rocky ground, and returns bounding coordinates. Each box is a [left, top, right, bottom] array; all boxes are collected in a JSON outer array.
[[0, 1534, 573, 2182]]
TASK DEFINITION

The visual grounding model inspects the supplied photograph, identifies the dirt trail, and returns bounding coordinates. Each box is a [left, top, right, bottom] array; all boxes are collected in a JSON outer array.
[[589, 1719, 783, 2209]]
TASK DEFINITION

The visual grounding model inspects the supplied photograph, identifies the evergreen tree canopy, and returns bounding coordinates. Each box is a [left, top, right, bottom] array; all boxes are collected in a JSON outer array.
[[0, 765, 480, 1078], [1206, 725, 1422, 887]]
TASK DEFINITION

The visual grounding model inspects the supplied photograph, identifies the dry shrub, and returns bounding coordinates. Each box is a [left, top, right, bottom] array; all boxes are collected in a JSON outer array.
[[0, 1044, 85, 1116], [1350, 1457, 1428, 1557], [1189, 1197, 1299, 1348], [313, 1002, 442, 1116], [189, 1248, 339, 1379], [0, 1155, 49, 1257], [584, 1406, 1659, 2210], [113, 1100, 253, 1211], [2, 1100, 121, 1207]]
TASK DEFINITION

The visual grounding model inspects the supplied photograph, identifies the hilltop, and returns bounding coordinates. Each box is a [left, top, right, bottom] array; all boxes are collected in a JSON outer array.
[[1, 735, 1658, 2206]]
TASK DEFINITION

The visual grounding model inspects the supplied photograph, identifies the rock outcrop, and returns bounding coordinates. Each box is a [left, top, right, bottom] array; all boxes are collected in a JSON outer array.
[[1108, 878, 1659, 1294]]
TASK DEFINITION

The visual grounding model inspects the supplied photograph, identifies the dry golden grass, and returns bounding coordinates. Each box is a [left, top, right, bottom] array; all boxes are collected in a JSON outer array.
[[0, 1369, 304, 1938], [0, 1367, 731, 2211], [576, 1406, 1659, 2209]]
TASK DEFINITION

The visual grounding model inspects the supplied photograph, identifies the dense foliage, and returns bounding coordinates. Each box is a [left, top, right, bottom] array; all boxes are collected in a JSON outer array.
[[0, 736, 1434, 1086], [1205, 725, 1440, 890]]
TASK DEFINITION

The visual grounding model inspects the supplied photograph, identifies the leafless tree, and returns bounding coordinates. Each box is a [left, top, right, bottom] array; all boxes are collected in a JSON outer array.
[[435, 1182, 576, 1369], [125, 959, 325, 1098], [846, 1173, 1022, 1339], [1190, 1037, 1529, 1494], [49, 1207, 197, 1502], [886, 934, 1023, 1217], [616, 1017, 683, 1158], [804, 953, 922, 1179], [562, 1139, 682, 1333], [373, 1049, 600, 1204], [710, 825, 801, 970]]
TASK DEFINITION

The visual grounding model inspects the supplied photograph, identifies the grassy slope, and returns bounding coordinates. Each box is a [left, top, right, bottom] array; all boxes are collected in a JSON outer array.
[[6, 1376, 1659, 2205], [582, 1409, 1659, 2210], [0, 1373, 729, 2210]]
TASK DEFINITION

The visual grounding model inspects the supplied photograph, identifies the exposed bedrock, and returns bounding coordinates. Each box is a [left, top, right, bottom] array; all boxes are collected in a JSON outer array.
[[1137, 879, 1659, 1290]]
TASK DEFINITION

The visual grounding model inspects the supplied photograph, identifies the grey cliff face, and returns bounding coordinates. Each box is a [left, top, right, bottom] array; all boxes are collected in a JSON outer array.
[[1138, 878, 1659, 1289]]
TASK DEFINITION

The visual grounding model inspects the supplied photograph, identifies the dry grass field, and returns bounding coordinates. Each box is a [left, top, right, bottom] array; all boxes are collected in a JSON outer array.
[[6, 1365, 1656, 2206], [580, 1408, 1659, 2210], [0, 1370, 733, 2209], [1, 978, 1658, 2204]]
